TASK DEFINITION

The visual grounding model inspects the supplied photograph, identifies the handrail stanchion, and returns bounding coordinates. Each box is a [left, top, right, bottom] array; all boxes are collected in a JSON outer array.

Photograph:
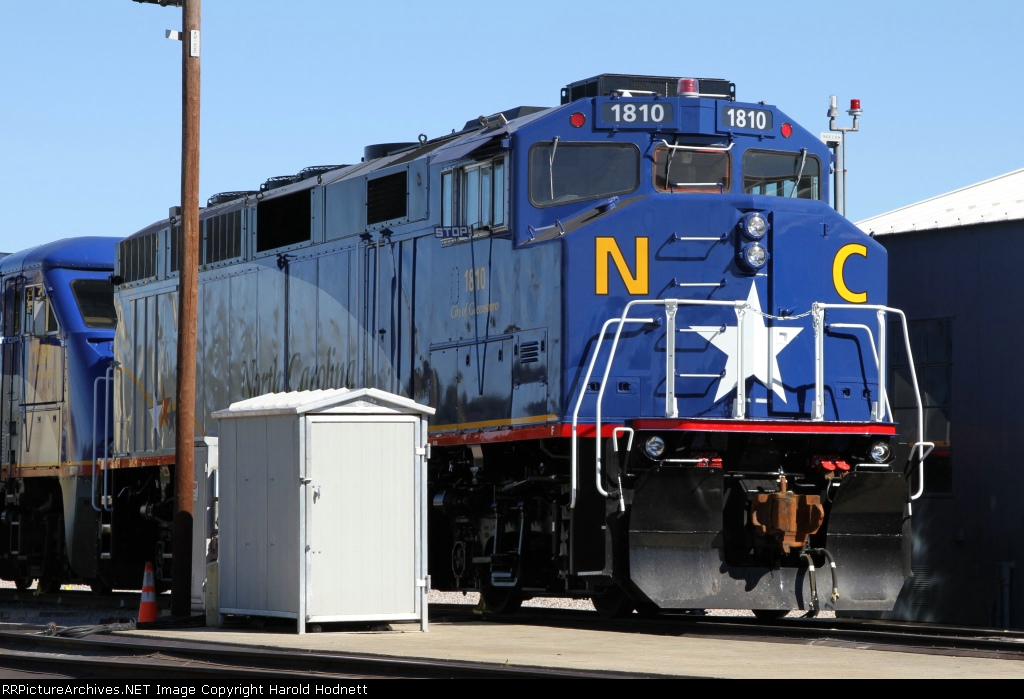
[[91, 365, 115, 513], [874, 309, 887, 422], [732, 305, 746, 418], [664, 300, 678, 418], [812, 303, 825, 420], [103, 364, 113, 512], [91, 376, 102, 512]]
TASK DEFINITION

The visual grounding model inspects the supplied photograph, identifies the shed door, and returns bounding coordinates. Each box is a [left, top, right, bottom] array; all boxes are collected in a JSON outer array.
[[305, 416, 418, 618]]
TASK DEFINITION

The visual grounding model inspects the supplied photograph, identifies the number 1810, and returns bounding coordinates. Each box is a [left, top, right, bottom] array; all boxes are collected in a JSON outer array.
[[723, 108, 769, 130], [609, 103, 666, 123]]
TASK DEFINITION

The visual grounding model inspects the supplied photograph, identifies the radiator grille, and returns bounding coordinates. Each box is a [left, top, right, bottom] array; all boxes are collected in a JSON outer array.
[[204, 210, 243, 264], [118, 232, 158, 283], [366, 171, 407, 225]]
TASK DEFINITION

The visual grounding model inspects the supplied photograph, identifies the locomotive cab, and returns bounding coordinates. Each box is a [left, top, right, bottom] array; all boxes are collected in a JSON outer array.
[[0, 237, 132, 593]]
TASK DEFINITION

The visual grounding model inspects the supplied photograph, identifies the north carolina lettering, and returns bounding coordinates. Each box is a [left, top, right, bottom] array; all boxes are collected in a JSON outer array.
[[596, 236, 649, 295], [240, 346, 357, 398], [832, 243, 868, 303]]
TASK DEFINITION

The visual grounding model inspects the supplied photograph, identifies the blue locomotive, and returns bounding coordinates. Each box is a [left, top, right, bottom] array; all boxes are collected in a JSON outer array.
[[0, 237, 157, 593], [3, 74, 928, 616]]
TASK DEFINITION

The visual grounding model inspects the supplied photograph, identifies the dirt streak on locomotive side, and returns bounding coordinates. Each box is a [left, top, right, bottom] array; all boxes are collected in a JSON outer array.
[[0, 74, 929, 616]]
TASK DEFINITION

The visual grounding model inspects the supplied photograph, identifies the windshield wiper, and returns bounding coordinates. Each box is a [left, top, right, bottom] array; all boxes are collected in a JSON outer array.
[[548, 136, 560, 201], [790, 148, 808, 198]]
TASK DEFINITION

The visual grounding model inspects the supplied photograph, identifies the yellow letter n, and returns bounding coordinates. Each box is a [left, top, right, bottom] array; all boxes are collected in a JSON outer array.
[[596, 237, 648, 295]]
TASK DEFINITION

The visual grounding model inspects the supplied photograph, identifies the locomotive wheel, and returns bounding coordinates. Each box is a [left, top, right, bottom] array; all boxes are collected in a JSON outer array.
[[635, 601, 663, 618], [590, 585, 635, 618], [752, 609, 790, 620], [479, 587, 523, 615], [89, 579, 112, 595], [37, 577, 61, 594], [14, 577, 34, 592]]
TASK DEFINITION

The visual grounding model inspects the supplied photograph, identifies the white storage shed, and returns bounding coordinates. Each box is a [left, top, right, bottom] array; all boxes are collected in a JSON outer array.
[[212, 388, 434, 633]]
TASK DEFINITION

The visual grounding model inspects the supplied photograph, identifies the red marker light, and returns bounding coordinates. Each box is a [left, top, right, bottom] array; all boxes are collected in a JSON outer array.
[[569, 111, 586, 128], [780, 123, 793, 138], [850, 99, 861, 111], [678, 78, 698, 97]]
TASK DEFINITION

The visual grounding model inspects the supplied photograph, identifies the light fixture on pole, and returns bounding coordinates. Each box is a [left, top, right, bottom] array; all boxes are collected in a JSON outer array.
[[827, 95, 861, 217]]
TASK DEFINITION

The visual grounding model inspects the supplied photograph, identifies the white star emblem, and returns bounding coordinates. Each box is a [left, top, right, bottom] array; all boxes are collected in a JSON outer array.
[[149, 397, 172, 434], [689, 282, 802, 403]]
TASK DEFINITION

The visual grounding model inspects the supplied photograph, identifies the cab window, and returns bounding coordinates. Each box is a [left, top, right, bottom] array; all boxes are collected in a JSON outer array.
[[23, 286, 58, 336], [441, 156, 507, 230], [71, 279, 117, 329], [529, 142, 639, 207], [653, 145, 729, 193], [743, 149, 821, 199]]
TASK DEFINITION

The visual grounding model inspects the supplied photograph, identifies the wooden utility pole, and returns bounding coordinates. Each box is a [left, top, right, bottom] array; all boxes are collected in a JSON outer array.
[[172, 0, 200, 619], [131, 0, 201, 620]]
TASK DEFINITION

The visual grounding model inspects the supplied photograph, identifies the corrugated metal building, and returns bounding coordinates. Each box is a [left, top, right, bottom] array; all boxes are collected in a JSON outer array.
[[858, 169, 1024, 629]]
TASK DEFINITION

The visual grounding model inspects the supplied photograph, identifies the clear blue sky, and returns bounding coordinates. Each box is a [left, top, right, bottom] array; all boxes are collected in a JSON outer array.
[[2, 1, 1021, 254]]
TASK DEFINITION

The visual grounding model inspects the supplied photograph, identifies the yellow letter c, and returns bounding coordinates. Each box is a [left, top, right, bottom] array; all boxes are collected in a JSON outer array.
[[833, 244, 868, 303]]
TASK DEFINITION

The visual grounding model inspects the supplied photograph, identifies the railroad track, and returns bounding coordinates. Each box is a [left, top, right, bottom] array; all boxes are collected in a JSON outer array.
[[434, 604, 1024, 660], [2, 592, 1022, 677], [0, 587, 149, 614], [0, 628, 658, 679]]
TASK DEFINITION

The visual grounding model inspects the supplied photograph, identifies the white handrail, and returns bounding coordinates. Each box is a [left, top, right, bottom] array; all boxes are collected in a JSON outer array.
[[91, 365, 114, 513], [570, 298, 741, 510], [826, 322, 893, 420], [658, 140, 734, 152], [570, 315, 655, 509], [813, 303, 929, 499], [569, 298, 930, 509]]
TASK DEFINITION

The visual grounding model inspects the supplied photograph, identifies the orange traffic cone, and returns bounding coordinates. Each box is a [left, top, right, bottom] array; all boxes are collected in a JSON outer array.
[[138, 562, 158, 623]]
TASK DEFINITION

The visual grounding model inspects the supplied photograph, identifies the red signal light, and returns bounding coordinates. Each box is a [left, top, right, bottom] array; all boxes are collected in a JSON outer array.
[[850, 99, 861, 111], [780, 123, 793, 138], [678, 78, 698, 97], [569, 111, 586, 128]]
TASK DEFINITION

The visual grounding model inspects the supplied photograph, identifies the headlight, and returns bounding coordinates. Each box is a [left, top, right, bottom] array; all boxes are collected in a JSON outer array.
[[740, 212, 769, 240], [644, 436, 666, 459], [869, 441, 891, 463], [739, 242, 768, 271]]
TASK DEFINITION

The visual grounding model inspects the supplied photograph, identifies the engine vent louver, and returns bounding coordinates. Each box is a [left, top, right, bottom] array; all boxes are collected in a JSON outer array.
[[366, 171, 407, 225], [519, 341, 540, 364], [204, 210, 243, 264], [118, 231, 158, 283]]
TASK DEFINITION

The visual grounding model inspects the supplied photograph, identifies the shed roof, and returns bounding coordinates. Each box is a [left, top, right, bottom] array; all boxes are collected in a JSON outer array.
[[212, 388, 434, 419], [857, 168, 1024, 236]]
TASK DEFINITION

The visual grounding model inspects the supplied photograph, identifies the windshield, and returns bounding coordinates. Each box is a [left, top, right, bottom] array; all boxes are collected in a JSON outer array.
[[743, 150, 821, 199], [70, 279, 116, 329], [529, 142, 639, 207], [653, 145, 729, 193]]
